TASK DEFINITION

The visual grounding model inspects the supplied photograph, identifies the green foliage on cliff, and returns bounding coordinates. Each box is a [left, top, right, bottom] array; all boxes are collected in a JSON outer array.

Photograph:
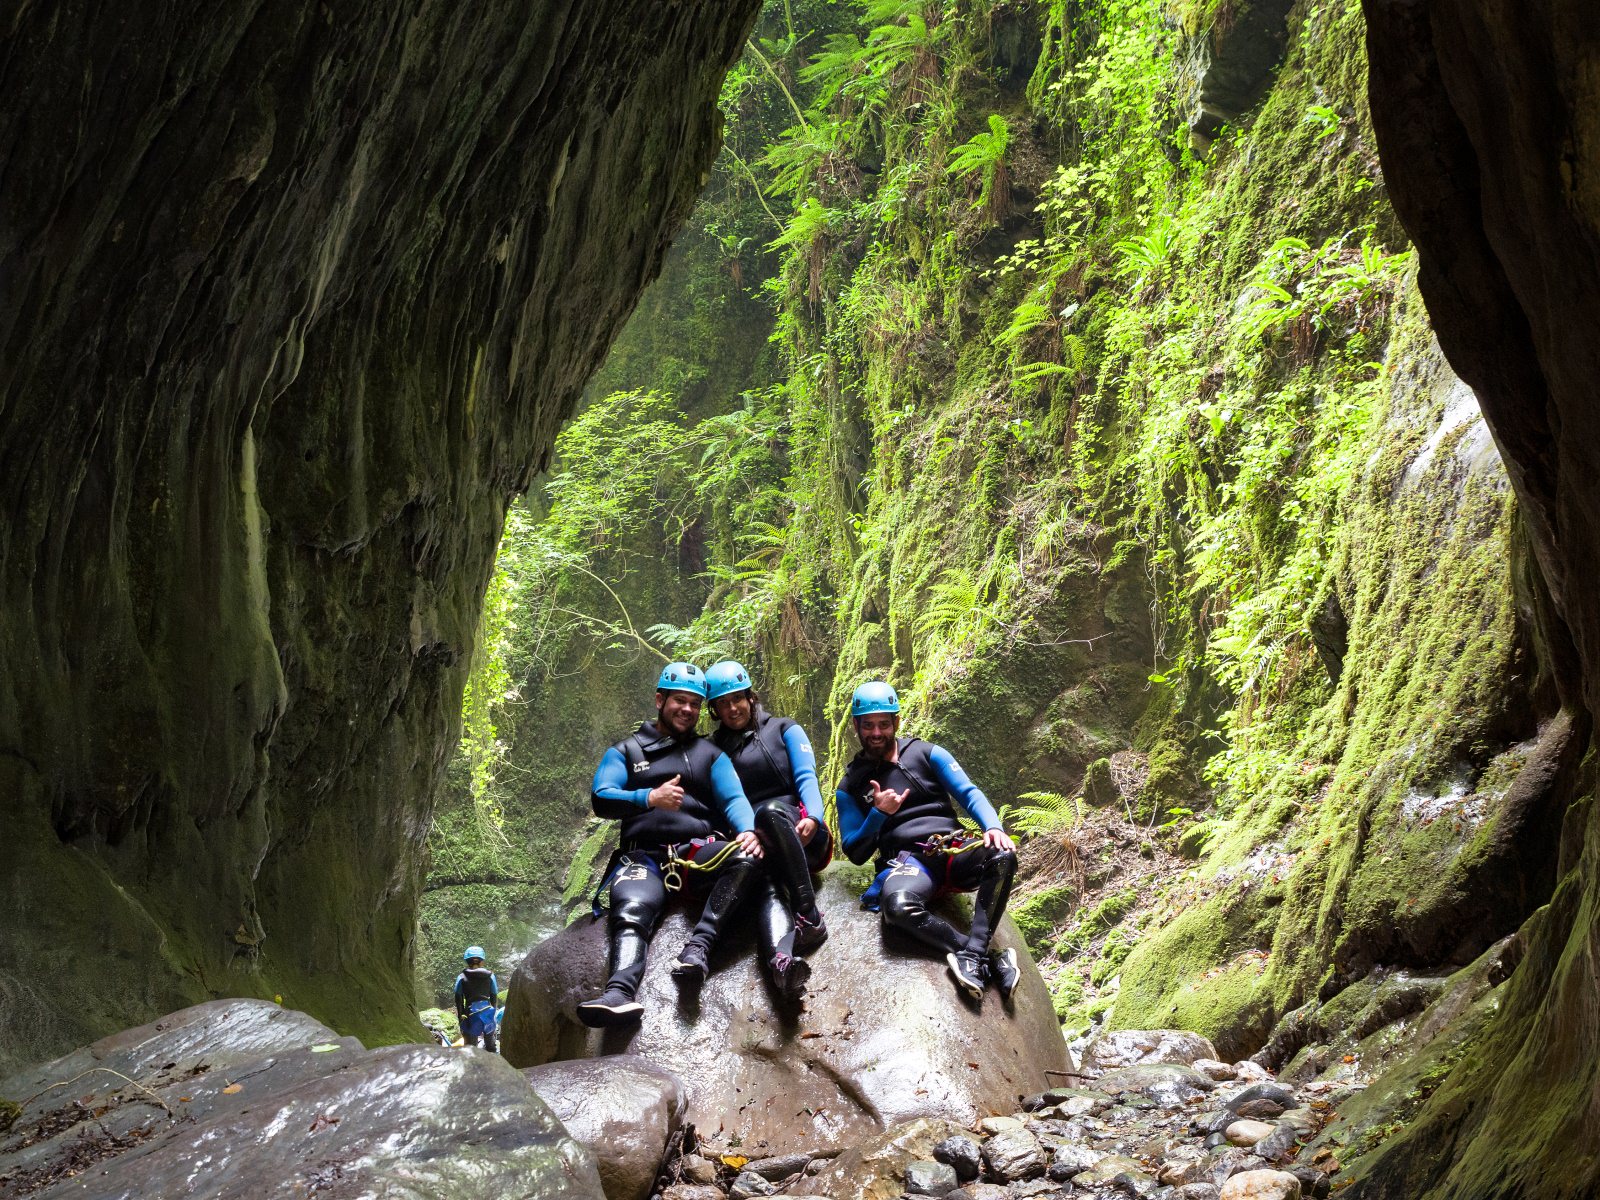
[[433, 0, 1538, 1061]]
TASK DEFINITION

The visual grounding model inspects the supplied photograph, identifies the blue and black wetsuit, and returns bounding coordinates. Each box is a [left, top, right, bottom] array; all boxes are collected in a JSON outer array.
[[589, 720, 758, 999], [454, 965, 500, 1050], [712, 706, 833, 913], [835, 737, 1016, 957]]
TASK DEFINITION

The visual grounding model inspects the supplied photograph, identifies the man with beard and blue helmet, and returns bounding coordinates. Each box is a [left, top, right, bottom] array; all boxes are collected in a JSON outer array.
[[834, 681, 1021, 1002]]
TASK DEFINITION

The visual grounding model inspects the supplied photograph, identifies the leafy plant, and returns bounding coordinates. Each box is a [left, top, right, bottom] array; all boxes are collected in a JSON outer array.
[[946, 114, 1011, 220]]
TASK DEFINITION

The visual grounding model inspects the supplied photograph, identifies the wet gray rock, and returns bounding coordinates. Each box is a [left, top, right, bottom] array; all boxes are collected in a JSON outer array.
[[1073, 1155, 1153, 1192], [948, 1185, 1011, 1200], [505, 876, 1066, 1148], [1207, 1149, 1269, 1186], [680, 1155, 720, 1185], [1250, 1120, 1301, 1163], [1218, 1169, 1301, 1199], [1286, 1166, 1330, 1198], [1093, 1064, 1216, 1105], [1223, 1083, 1296, 1117], [906, 1159, 960, 1196], [522, 1054, 685, 1200], [1047, 1142, 1103, 1181], [1083, 1030, 1220, 1072], [732, 1169, 779, 1198], [934, 1135, 983, 1181], [981, 1129, 1046, 1182], [795, 1117, 965, 1200], [747, 1153, 815, 1181], [663, 1187, 727, 1200], [0, 999, 602, 1198], [1176, 1186, 1222, 1200]]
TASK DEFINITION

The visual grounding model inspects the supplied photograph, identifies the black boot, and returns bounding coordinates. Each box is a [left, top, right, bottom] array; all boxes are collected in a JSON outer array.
[[578, 892, 654, 1025]]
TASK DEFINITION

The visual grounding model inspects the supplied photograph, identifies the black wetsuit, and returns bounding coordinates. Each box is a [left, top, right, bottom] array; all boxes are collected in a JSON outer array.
[[589, 720, 758, 998], [454, 965, 499, 1051], [835, 737, 1017, 957]]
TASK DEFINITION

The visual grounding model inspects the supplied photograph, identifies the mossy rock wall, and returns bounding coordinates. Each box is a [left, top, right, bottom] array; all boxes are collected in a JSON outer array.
[[0, 0, 761, 1072]]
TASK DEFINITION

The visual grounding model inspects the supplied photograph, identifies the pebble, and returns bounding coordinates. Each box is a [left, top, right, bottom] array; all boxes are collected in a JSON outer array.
[[662, 1187, 725, 1200], [1225, 1119, 1276, 1147], [905, 1159, 959, 1196], [1177, 1186, 1223, 1200], [947, 1185, 1010, 1200], [744, 1152, 812, 1181], [1193, 1059, 1237, 1081], [978, 1115, 1026, 1135], [980, 1129, 1045, 1182], [1231, 1061, 1274, 1084], [1047, 1141, 1102, 1181], [1225, 1083, 1297, 1116], [1218, 1168, 1303, 1199], [933, 1135, 983, 1182], [1157, 1146, 1209, 1186], [728, 1170, 776, 1199], [679, 1154, 719, 1185]]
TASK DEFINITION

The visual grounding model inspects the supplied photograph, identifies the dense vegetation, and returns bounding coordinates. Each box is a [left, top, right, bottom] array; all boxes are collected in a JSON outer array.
[[422, 0, 1534, 1094]]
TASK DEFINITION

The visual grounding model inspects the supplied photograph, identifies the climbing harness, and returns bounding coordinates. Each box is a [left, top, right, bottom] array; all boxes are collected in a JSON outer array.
[[916, 830, 983, 857], [663, 839, 742, 893]]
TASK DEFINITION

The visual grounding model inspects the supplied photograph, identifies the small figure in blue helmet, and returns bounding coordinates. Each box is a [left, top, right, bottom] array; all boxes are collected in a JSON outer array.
[[705, 659, 833, 1002], [455, 946, 500, 1051], [835, 681, 1021, 1001], [577, 662, 764, 1027]]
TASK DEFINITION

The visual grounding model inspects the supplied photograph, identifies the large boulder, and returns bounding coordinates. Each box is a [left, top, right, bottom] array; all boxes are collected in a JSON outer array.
[[523, 1055, 686, 1200], [503, 871, 1070, 1152], [0, 999, 602, 1199]]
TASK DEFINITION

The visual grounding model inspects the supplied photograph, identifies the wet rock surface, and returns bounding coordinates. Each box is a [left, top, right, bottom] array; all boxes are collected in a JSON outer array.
[[638, 1027, 1338, 1200], [503, 873, 1069, 1150], [522, 1055, 686, 1200], [0, 999, 603, 1198]]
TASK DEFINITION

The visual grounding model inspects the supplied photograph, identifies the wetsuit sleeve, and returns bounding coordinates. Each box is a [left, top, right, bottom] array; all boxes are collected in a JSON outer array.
[[454, 974, 466, 1018], [591, 746, 650, 813], [928, 745, 1002, 831], [491, 974, 500, 997], [782, 724, 825, 818], [837, 786, 886, 864], [710, 752, 756, 834]]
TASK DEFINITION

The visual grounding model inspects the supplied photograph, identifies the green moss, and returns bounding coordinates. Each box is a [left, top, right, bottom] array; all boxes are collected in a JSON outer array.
[[1012, 883, 1080, 955]]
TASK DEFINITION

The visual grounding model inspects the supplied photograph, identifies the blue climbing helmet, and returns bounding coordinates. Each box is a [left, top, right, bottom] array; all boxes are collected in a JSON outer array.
[[656, 662, 708, 697], [850, 681, 901, 717], [705, 660, 753, 702], [463, 946, 486, 962]]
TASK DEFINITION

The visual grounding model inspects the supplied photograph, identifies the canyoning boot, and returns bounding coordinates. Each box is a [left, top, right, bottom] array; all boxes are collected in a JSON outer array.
[[769, 950, 811, 1003], [792, 909, 828, 954], [988, 947, 1021, 1002], [576, 987, 644, 1028], [946, 950, 987, 1000], [671, 939, 711, 986]]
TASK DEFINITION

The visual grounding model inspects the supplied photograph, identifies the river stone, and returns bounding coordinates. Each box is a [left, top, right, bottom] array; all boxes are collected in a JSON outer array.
[[1208, 1149, 1269, 1185], [1092, 1063, 1216, 1105], [981, 1129, 1046, 1181], [1047, 1142, 1103, 1180], [522, 1054, 685, 1200], [663, 1188, 727, 1200], [979, 1115, 1027, 1134], [934, 1135, 983, 1181], [794, 1117, 965, 1200], [747, 1152, 815, 1180], [1225, 1120, 1275, 1147], [1177, 1186, 1223, 1200], [0, 999, 603, 1198], [1072, 1154, 1151, 1190], [1158, 1146, 1210, 1185], [1083, 1030, 1220, 1071], [906, 1159, 960, 1196], [1225, 1082, 1296, 1117], [504, 874, 1066, 1149], [1231, 1062, 1274, 1083], [948, 1185, 1011, 1200], [732, 1169, 779, 1198], [681, 1155, 720, 1184], [1193, 1059, 1236, 1081], [1218, 1169, 1302, 1200]]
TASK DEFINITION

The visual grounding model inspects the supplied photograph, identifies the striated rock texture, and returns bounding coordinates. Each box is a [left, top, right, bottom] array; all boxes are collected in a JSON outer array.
[[0, 999, 604, 1198], [0, 0, 760, 1071], [1357, 1, 1600, 1196]]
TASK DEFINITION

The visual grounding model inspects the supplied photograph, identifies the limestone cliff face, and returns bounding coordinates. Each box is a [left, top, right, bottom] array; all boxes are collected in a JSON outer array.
[[0, 0, 759, 1070], [1357, 2, 1600, 1195]]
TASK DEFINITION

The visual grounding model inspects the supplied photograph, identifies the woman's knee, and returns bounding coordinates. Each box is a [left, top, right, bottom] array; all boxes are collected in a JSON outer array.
[[880, 888, 927, 928]]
